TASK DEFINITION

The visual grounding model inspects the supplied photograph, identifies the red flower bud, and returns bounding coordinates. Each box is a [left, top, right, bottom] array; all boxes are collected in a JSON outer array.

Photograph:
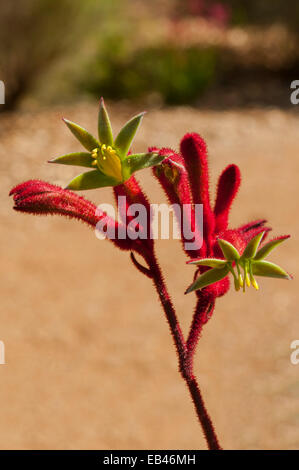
[[180, 133, 215, 256], [151, 147, 203, 258], [214, 164, 241, 233]]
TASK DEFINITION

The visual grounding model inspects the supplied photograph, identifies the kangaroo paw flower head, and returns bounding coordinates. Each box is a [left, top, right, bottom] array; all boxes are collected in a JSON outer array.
[[186, 231, 291, 294], [49, 98, 165, 190]]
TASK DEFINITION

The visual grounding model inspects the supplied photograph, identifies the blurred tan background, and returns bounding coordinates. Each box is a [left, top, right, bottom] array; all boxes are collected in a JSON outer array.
[[0, 0, 298, 450]]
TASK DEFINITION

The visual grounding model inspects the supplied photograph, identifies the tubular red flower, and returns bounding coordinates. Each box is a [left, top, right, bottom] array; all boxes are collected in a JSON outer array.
[[214, 164, 241, 233], [113, 175, 154, 251], [9, 180, 132, 251], [180, 133, 215, 256], [151, 147, 192, 207], [10, 180, 100, 225], [113, 175, 151, 216], [151, 147, 203, 259]]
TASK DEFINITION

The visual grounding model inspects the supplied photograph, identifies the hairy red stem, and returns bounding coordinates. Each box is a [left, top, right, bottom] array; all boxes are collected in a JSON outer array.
[[186, 297, 215, 375], [145, 252, 222, 450], [187, 378, 221, 450]]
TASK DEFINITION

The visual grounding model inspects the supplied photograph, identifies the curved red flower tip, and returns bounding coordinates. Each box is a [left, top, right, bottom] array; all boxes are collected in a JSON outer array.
[[214, 164, 241, 233], [10, 180, 102, 226], [238, 219, 268, 234], [150, 147, 192, 206], [236, 219, 272, 244], [180, 133, 215, 255], [9, 179, 132, 252]]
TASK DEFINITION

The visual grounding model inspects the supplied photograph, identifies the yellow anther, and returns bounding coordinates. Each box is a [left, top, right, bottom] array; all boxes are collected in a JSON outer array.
[[234, 278, 240, 291], [94, 144, 122, 181], [245, 272, 251, 287], [91, 148, 99, 159], [251, 277, 259, 290], [249, 268, 259, 290], [238, 274, 244, 288], [249, 262, 258, 291]]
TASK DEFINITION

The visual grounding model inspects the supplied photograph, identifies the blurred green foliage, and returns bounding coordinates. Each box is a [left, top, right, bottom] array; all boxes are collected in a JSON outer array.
[[1, 0, 299, 110], [0, 0, 118, 111], [225, 0, 299, 29], [81, 39, 218, 105]]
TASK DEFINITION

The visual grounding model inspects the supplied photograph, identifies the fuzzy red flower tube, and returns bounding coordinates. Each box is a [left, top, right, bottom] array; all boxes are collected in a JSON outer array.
[[9, 102, 291, 450]]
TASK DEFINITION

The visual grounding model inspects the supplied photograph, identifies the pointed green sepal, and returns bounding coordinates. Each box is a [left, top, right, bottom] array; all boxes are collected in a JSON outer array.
[[252, 260, 292, 280], [114, 112, 145, 159], [98, 98, 113, 146], [63, 119, 100, 152], [241, 231, 265, 259], [254, 235, 290, 261], [122, 152, 165, 180], [49, 152, 94, 168], [227, 263, 240, 291], [187, 258, 228, 268], [217, 238, 240, 261], [185, 265, 230, 294], [65, 169, 118, 190]]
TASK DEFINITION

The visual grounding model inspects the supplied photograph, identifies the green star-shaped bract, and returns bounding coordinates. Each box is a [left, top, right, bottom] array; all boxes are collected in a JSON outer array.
[[186, 232, 291, 294], [49, 98, 165, 190]]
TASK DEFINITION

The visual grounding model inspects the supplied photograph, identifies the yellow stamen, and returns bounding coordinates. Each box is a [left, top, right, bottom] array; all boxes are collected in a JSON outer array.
[[251, 277, 259, 290], [91, 148, 98, 159], [93, 145, 122, 182], [235, 262, 244, 289], [249, 262, 259, 290]]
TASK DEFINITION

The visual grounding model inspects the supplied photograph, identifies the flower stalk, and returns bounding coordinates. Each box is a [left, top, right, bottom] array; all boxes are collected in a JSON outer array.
[[9, 101, 292, 450]]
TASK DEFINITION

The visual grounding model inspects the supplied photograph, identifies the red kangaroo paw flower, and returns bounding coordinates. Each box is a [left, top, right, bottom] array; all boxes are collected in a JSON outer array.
[[10, 180, 100, 226], [241, 226, 271, 245], [151, 147, 203, 258], [151, 147, 192, 208], [213, 229, 249, 258], [113, 175, 153, 251], [9, 179, 132, 251], [214, 164, 241, 233], [203, 275, 230, 299], [180, 133, 215, 256], [114, 175, 151, 214]]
